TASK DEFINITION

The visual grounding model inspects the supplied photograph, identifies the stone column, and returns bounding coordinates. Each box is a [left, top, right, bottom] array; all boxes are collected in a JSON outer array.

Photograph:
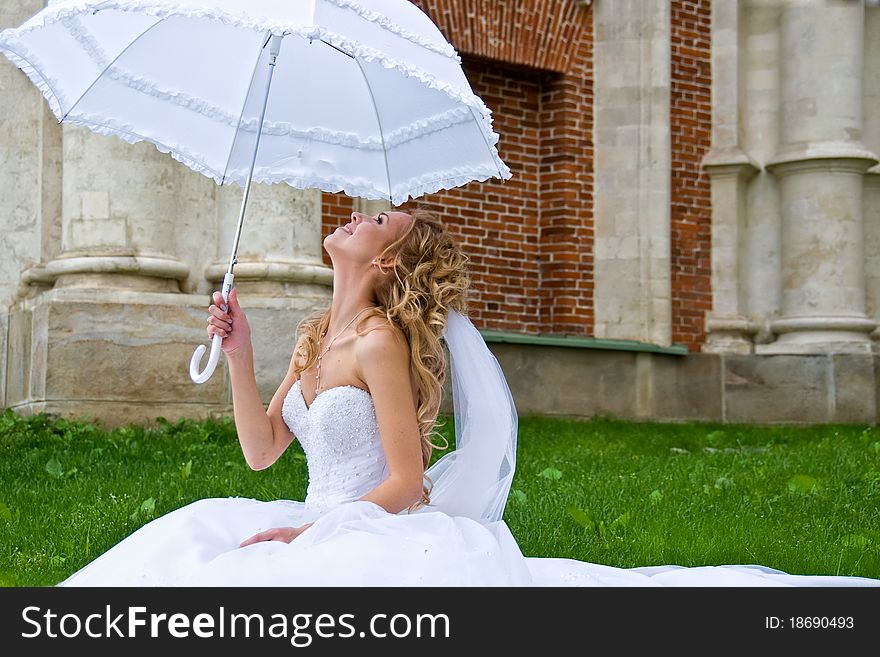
[[204, 185, 333, 405], [3, 127, 235, 426], [702, 0, 760, 354], [863, 4, 880, 342], [760, 0, 878, 354], [1, 1, 63, 408], [44, 127, 190, 291], [204, 186, 330, 298], [741, 1, 783, 348], [593, 0, 672, 346]]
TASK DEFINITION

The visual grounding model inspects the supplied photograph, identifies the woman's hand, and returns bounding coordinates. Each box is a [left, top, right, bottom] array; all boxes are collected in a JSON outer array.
[[239, 523, 314, 548], [206, 287, 251, 355]]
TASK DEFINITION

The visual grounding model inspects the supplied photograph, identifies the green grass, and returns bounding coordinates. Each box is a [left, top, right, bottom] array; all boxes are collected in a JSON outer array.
[[0, 407, 878, 586]]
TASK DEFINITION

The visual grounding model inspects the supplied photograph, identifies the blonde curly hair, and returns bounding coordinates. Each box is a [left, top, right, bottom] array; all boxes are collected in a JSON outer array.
[[292, 206, 472, 511]]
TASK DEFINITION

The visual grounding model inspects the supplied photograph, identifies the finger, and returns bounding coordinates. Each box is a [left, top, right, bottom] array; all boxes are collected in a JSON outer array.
[[207, 314, 232, 331], [250, 529, 286, 544], [239, 532, 267, 548], [209, 304, 231, 323], [208, 325, 228, 339], [212, 291, 229, 315], [207, 316, 229, 330]]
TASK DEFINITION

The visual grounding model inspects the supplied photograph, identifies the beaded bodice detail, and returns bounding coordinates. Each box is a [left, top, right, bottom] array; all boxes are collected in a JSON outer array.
[[282, 379, 388, 512]]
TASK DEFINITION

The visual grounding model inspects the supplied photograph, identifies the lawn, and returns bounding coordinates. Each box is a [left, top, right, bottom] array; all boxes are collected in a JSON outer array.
[[0, 408, 878, 586]]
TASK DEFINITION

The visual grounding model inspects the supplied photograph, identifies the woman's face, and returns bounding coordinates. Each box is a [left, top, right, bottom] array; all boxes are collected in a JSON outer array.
[[325, 210, 413, 267]]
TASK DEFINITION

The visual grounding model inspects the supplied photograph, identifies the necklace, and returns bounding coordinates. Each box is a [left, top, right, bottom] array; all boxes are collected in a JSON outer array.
[[316, 306, 376, 392]]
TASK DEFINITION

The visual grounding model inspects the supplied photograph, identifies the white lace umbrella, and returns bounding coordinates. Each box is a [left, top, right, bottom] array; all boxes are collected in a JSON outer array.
[[0, 0, 512, 382]]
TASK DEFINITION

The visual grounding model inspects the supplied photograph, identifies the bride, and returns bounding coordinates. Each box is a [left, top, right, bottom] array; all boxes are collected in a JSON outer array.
[[59, 208, 880, 587]]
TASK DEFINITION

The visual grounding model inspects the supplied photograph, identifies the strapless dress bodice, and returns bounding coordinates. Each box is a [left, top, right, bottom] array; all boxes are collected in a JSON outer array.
[[282, 378, 388, 512]]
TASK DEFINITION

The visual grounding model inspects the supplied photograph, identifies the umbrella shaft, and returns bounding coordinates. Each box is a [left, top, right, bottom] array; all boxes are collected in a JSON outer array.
[[227, 34, 284, 275]]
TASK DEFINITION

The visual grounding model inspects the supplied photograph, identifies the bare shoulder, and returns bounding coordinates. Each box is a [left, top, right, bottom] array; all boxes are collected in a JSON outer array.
[[355, 317, 410, 379], [355, 316, 419, 417], [359, 314, 407, 344]]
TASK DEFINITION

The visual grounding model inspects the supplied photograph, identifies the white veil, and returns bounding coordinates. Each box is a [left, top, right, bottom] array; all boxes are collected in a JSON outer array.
[[410, 308, 518, 523]]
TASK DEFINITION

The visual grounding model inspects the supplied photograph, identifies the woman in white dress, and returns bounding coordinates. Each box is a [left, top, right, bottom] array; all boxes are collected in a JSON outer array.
[[58, 207, 880, 587]]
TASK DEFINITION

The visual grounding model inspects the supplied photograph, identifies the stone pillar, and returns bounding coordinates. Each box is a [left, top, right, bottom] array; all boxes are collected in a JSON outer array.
[[204, 186, 330, 298], [863, 4, 880, 342], [1, 0, 63, 408], [702, 0, 760, 354], [593, 0, 672, 346], [204, 185, 332, 404], [760, 0, 878, 354], [3, 125, 235, 426], [741, 1, 783, 348], [43, 127, 189, 291]]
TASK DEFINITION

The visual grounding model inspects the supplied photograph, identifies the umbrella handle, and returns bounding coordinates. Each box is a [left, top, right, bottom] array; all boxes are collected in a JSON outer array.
[[189, 334, 223, 384], [189, 272, 235, 384]]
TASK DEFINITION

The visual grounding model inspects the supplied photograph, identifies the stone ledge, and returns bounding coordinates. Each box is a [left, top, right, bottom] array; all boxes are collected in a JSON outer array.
[[766, 142, 879, 175], [3, 293, 878, 427], [701, 147, 761, 177], [6, 400, 233, 432], [204, 261, 333, 285], [480, 328, 689, 355], [45, 255, 190, 281], [496, 346, 877, 426]]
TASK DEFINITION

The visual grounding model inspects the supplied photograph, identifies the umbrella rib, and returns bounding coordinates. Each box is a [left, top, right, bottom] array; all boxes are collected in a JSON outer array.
[[60, 17, 167, 123], [319, 37, 391, 202], [352, 56, 393, 204], [220, 33, 272, 185], [0, 46, 65, 117]]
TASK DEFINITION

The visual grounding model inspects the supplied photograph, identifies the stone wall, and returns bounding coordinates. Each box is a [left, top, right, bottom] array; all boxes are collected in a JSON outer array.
[[0, 3, 334, 424], [494, 342, 878, 426], [3, 0, 880, 428]]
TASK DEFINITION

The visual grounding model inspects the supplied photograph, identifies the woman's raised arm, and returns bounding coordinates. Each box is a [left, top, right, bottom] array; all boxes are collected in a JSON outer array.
[[208, 287, 281, 471]]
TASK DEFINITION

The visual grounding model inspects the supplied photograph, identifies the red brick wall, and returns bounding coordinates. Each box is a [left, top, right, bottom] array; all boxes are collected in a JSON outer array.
[[320, 0, 594, 335], [323, 58, 547, 333], [411, 0, 587, 74], [321, 193, 352, 268], [537, 49, 594, 336], [402, 58, 546, 332], [670, 0, 713, 352], [320, 1, 712, 349]]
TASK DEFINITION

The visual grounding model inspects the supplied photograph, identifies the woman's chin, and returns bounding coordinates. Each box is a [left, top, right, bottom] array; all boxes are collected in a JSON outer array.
[[326, 226, 348, 241]]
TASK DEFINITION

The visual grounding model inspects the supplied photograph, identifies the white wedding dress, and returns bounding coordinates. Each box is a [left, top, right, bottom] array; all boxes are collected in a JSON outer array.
[[58, 379, 880, 587]]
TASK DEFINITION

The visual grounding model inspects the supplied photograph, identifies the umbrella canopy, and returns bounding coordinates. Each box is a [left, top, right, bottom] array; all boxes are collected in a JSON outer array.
[[0, 0, 511, 205], [1, 0, 514, 383]]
